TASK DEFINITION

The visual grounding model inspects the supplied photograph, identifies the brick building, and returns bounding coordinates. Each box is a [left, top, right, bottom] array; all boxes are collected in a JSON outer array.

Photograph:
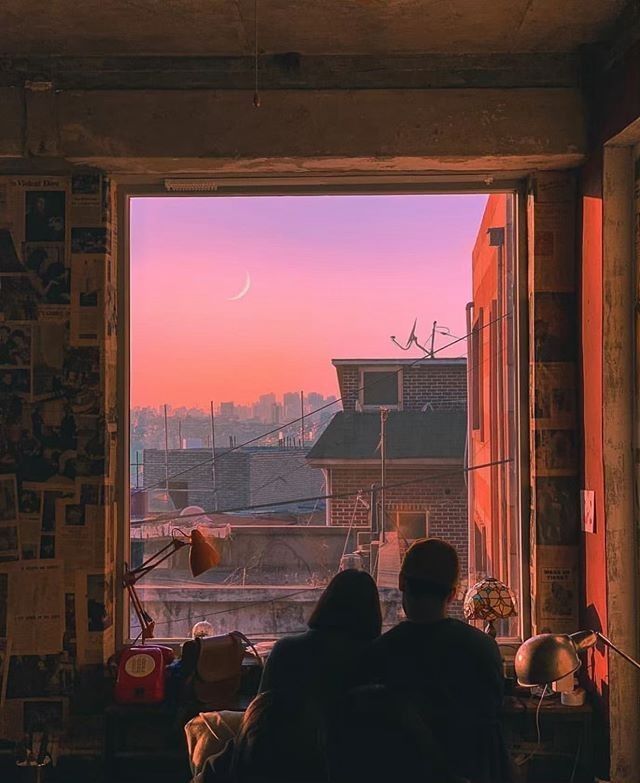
[[307, 358, 469, 592], [141, 446, 325, 515]]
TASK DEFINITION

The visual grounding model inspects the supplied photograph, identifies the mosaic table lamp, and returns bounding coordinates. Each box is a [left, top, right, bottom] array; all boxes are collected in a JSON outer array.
[[464, 576, 517, 637]]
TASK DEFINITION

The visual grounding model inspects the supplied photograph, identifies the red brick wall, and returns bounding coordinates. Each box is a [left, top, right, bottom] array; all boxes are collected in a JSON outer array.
[[328, 465, 468, 582], [336, 361, 467, 413]]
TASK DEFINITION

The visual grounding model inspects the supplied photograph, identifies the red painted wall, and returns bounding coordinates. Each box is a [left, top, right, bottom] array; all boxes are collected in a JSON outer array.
[[468, 194, 518, 601]]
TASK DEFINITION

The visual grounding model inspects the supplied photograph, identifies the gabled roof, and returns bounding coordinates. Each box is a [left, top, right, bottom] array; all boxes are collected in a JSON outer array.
[[306, 411, 466, 463]]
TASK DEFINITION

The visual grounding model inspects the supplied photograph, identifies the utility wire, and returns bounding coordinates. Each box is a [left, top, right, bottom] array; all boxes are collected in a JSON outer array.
[[134, 457, 512, 527], [133, 311, 511, 496]]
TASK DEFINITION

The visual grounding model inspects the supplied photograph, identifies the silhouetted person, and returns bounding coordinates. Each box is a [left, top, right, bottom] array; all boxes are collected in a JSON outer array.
[[259, 568, 381, 701], [196, 690, 327, 783], [328, 685, 464, 783], [361, 538, 511, 783]]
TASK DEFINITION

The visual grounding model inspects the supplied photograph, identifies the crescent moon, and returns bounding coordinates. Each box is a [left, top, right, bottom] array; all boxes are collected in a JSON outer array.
[[227, 271, 251, 301]]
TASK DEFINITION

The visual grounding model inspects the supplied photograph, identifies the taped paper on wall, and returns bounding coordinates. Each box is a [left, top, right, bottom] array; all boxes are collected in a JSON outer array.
[[1, 559, 64, 655]]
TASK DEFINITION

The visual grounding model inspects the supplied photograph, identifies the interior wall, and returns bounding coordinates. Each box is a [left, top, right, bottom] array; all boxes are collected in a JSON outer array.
[[527, 171, 580, 635], [0, 171, 117, 738]]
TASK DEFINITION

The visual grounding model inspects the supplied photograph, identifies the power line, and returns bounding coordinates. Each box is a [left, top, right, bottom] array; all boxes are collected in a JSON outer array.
[[135, 457, 512, 526], [132, 311, 511, 495]]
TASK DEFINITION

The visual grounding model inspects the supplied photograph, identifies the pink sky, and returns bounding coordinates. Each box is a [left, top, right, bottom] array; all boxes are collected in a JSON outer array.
[[130, 194, 488, 408]]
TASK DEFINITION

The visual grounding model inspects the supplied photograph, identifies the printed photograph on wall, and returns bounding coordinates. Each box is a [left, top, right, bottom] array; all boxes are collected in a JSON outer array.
[[71, 174, 101, 202], [6, 654, 70, 698], [32, 322, 67, 398], [0, 229, 22, 274], [25, 192, 65, 243], [0, 526, 19, 562], [71, 228, 107, 255], [534, 429, 577, 475], [0, 369, 31, 397], [536, 477, 579, 545], [64, 504, 85, 527], [0, 324, 31, 368], [18, 487, 40, 517], [86, 573, 113, 632], [23, 244, 70, 305], [533, 292, 577, 362], [63, 592, 77, 657], [0, 476, 17, 522], [0, 277, 38, 321]]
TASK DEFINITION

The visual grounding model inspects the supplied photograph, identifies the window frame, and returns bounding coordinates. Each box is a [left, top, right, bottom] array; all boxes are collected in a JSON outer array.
[[117, 175, 530, 647]]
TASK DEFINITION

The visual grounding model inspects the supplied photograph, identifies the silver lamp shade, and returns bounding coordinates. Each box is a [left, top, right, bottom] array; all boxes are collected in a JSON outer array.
[[515, 632, 590, 686]]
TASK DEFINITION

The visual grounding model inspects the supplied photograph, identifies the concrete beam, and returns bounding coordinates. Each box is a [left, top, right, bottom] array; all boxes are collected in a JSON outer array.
[[0, 87, 24, 158], [0, 87, 585, 174], [0, 54, 579, 90]]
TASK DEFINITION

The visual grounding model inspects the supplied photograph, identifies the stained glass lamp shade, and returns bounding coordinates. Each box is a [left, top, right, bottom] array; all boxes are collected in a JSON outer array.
[[464, 577, 517, 637]]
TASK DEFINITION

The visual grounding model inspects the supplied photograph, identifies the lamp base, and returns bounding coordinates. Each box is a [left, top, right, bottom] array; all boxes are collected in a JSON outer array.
[[484, 620, 497, 638]]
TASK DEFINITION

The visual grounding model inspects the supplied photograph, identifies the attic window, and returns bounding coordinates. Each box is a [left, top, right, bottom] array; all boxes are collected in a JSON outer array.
[[360, 369, 401, 408]]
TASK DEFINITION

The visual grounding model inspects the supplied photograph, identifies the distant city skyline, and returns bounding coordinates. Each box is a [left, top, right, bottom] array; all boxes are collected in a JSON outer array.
[[132, 389, 338, 425], [130, 194, 487, 407]]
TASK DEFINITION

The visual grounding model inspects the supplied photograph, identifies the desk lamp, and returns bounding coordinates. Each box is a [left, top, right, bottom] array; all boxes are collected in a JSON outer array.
[[123, 526, 220, 641], [463, 576, 517, 637], [515, 630, 640, 687]]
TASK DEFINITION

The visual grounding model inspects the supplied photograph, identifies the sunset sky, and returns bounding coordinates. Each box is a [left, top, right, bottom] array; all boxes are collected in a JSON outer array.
[[130, 194, 488, 409]]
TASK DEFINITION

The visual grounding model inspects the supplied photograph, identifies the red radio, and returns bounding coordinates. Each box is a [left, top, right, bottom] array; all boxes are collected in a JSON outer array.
[[115, 646, 174, 705]]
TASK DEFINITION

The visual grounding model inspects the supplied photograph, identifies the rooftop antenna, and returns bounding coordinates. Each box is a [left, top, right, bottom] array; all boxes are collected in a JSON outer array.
[[390, 317, 418, 351], [391, 318, 458, 358]]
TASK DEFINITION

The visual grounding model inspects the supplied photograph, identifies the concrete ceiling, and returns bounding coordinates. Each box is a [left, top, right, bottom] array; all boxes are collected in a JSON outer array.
[[0, 0, 627, 57]]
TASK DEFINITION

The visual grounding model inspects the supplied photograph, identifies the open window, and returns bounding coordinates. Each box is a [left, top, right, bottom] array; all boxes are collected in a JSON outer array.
[[124, 183, 525, 643]]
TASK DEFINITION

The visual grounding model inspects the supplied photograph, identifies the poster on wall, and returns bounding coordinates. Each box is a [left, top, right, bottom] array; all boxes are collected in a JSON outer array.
[[18, 484, 42, 560], [533, 362, 576, 428], [533, 429, 577, 477], [70, 256, 103, 346], [536, 545, 579, 631], [75, 569, 114, 665], [56, 497, 104, 569], [1, 559, 64, 655]]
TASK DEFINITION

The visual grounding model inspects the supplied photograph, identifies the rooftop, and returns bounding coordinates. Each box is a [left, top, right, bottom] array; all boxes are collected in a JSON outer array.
[[306, 410, 466, 462], [332, 358, 467, 366]]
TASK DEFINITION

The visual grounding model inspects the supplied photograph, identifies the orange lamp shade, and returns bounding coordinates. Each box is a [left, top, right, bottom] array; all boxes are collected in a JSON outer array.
[[189, 528, 220, 577]]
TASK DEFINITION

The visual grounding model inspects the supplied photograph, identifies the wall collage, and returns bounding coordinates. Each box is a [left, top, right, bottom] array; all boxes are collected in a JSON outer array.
[[0, 172, 118, 740], [529, 172, 580, 635]]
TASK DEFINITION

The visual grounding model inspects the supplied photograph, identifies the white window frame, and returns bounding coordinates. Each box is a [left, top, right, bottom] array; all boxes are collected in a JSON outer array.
[[359, 366, 403, 411]]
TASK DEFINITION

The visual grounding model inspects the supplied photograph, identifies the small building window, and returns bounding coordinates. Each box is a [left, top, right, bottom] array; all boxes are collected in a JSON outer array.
[[396, 511, 428, 541], [361, 369, 401, 408]]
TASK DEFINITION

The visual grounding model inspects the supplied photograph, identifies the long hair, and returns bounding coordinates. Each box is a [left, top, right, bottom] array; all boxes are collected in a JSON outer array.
[[307, 569, 382, 641], [232, 690, 327, 783]]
